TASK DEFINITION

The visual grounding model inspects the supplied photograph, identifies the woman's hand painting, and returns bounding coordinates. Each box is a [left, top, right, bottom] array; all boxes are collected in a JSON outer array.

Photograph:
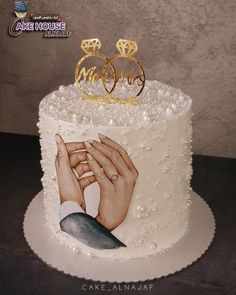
[[85, 134, 138, 230], [55, 134, 96, 210]]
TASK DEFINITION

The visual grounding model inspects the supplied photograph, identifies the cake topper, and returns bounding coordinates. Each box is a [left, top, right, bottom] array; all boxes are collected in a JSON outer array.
[[75, 38, 145, 104]]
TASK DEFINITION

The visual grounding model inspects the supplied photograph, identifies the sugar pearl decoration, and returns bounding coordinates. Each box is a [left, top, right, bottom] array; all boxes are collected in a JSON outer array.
[[179, 95, 184, 102], [135, 194, 141, 200], [172, 104, 177, 111], [139, 143, 145, 148], [138, 239, 143, 246], [162, 166, 170, 174], [40, 81, 190, 128], [137, 204, 146, 212], [166, 108, 173, 116], [164, 193, 172, 199], [153, 180, 160, 187], [136, 204, 150, 218], [153, 223, 159, 229], [152, 206, 158, 212], [72, 113, 77, 121], [150, 243, 157, 249], [59, 85, 67, 92], [164, 151, 170, 158]]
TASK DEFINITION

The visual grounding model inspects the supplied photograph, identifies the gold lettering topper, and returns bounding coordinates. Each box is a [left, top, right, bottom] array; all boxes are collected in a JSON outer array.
[[75, 38, 145, 105]]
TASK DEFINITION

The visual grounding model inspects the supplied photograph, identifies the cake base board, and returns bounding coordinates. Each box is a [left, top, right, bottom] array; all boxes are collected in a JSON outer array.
[[23, 191, 215, 282]]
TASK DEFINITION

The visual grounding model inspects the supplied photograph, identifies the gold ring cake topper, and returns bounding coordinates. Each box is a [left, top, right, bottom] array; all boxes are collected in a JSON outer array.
[[75, 38, 145, 105]]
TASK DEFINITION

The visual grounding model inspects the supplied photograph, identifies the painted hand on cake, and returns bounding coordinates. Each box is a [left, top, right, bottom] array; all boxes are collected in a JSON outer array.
[[85, 134, 138, 231], [55, 134, 96, 210]]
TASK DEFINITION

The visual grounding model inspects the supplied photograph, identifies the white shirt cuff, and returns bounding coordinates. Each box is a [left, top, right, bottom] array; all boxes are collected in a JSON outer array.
[[59, 201, 85, 222]]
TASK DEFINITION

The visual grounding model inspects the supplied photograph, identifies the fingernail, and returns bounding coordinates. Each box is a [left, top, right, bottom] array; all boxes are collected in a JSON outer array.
[[87, 153, 92, 160], [55, 134, 61, 144], [84, 141, 92, 149], [98, 133, 106, 139], [87, 139, 94, 144]]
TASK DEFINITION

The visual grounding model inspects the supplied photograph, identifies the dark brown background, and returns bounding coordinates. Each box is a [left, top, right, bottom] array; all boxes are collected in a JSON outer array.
[[0, 0, 236, 157]]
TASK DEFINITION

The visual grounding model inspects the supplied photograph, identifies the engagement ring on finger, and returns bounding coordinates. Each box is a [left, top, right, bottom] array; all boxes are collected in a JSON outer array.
[[111, 174, 118, 183]]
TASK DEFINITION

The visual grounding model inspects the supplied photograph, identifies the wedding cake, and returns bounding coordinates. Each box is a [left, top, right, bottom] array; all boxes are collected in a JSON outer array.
[[38, 39, 193, 260]]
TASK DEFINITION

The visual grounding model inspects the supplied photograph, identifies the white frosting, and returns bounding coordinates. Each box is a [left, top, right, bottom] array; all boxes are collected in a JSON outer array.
[[38, 80, 193, 260]]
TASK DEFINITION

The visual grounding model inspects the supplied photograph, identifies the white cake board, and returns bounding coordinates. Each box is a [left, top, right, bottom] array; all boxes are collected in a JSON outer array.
[[23, 191, 215, 282]]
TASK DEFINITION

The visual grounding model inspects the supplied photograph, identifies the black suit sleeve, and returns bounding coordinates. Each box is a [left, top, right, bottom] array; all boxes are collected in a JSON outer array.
[[60, 212, 126, 250]]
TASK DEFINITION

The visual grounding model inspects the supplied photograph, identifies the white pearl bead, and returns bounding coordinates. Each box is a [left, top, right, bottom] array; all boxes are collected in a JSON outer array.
[[140, 205, 146, 212], [166, 108, 173, 115], [136, 205, 141, 211], [164, 151, 170, 158], [150, 243, 157, 249], [72, 114, 77, 121], [164, 193, 171, 199], [59, 85, 65, 92], [138, 239, 143, 245], [172, 104, 177, 111]]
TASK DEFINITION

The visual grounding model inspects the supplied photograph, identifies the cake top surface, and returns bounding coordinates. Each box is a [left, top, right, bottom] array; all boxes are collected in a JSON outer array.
[[40, 80, 191, 127]]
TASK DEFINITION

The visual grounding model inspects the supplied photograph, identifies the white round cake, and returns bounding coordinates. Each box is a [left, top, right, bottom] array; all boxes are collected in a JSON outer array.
[[38, 80, 193, 260]]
